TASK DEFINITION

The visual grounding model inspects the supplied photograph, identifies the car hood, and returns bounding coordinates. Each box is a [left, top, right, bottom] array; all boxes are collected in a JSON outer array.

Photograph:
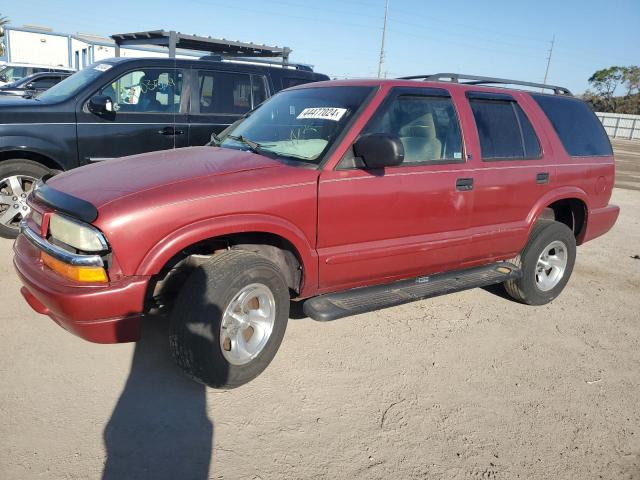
[[46, 146, 287, 209]]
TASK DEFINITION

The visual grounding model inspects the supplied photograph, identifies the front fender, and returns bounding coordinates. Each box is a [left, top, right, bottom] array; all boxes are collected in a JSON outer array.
[[137, 213, 319, 297], [0, 131, 76, 169]]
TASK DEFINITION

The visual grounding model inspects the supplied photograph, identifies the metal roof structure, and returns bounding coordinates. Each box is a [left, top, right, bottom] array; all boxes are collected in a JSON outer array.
[[111, 30, 291, 63]]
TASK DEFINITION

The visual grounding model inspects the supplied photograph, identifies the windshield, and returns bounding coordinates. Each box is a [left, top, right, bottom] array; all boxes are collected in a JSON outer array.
[[220, 86, 373, 163], [37, 64, 107, 102]]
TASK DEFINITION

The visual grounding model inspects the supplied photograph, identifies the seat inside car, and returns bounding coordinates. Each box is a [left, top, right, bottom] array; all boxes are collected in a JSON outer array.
[[399, 112, 442, 162]]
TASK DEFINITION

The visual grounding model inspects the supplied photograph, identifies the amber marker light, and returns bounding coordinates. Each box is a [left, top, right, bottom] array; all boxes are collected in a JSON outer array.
[[40, 252, 109, 283]]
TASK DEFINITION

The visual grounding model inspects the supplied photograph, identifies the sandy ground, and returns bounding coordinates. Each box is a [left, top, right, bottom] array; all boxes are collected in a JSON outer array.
[[1, 153, 639, 479]]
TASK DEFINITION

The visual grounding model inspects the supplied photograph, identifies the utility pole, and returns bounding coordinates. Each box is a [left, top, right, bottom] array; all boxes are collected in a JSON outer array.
[[543, 35, 555, 86], [377, 0, 389, 78]]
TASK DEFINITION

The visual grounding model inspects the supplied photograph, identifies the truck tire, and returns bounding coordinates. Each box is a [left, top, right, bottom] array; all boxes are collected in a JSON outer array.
[[0, 160, 51, 239], [169, 250, 290, 389], [504, 220, 576, 305]]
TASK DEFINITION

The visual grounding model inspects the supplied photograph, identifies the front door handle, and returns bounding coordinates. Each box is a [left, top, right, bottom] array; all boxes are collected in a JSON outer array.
[[536, 172, 550, 184], [158, 126, 185, 136], [456, 177, 474, 191]]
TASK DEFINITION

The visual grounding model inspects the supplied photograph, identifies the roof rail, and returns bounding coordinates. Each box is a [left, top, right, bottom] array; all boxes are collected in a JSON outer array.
[[399, 73, 573, 96], [199, 55, 313, 72]]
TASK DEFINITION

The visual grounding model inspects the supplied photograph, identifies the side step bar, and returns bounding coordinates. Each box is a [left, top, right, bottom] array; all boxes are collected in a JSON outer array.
[[303, 262, 520, 322]]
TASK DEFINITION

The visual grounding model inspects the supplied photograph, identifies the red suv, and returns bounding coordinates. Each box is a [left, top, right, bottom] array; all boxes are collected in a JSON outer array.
[[13, 73, 619, 388]]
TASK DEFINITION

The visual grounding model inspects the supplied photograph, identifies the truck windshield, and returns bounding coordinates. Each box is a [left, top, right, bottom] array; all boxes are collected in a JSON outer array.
[[220, 86, 374, 164], [37, 65, 107, 102]]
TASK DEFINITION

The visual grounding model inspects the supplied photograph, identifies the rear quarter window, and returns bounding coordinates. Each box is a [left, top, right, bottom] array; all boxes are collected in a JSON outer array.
[[531, 94, 612, 157]]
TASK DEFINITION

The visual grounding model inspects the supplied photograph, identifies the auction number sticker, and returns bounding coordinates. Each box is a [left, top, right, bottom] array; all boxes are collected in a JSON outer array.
[[297, 107, 347, 122]]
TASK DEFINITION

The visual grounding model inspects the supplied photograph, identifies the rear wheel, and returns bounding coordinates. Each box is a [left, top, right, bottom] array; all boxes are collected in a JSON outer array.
[[169, 250, 290, 389], [0, 160, 51, 239], [504, 220, 576, 305]]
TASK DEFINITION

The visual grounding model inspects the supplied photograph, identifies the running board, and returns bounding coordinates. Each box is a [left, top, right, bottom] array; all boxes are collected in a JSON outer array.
[[303, 262, 520, 322]]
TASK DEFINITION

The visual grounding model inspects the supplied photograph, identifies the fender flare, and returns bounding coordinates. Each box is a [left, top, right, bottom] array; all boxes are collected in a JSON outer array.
[[525, 186, 590, 237], [137, 213, 319, 296]]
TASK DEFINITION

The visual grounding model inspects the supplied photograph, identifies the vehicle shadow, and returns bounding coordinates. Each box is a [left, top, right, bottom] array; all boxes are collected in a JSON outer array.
[[102, 314, 214, 480]]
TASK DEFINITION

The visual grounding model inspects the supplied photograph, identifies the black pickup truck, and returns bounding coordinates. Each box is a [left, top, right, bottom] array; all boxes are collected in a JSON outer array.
[[0, 56, 328, 237]]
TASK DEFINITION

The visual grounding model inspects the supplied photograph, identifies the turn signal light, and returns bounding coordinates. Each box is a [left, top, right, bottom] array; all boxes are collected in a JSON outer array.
[[40, 252, 108, 283]]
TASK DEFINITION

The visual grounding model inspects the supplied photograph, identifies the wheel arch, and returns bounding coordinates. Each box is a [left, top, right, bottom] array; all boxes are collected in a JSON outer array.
[[0, 148, 65, 172], [137, 214, 318, 297], [527, 187, 589, 244]]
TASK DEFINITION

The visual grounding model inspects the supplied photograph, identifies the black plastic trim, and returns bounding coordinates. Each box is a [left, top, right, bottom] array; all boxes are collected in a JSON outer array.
[[33, 180, 98, 223], [465, 91, 514, 101], [303, 262, 521, 321]]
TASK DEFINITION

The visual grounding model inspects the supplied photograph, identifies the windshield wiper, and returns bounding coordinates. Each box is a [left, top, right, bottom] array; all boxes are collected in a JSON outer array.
[[227, 135, 264, 154], [207, 132, 222, 147]]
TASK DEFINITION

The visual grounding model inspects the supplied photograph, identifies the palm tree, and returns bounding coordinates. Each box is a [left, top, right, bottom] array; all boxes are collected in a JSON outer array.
[[0, 14, 9, 57]]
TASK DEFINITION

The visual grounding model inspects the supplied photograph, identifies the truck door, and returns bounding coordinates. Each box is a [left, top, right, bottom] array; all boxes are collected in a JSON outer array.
[[463, 91, 556, 262], [76, 66, 188, 163], [317, 87, 474, 291]]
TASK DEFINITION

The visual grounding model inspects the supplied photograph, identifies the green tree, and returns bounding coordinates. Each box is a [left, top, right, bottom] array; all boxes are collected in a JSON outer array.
[[622, 66, 640, 96], [588, 66, 624, 111], [0, 14, 9, 57]]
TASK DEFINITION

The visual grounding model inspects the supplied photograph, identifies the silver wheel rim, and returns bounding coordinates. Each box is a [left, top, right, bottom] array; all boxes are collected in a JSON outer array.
[[220, 283, 276, 366], [535, 240, 568, 292], [0, 175, 36, 229]]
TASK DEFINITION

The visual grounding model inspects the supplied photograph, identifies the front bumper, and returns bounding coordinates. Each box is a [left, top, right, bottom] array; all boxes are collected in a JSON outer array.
[[13, 232, 149, 344]]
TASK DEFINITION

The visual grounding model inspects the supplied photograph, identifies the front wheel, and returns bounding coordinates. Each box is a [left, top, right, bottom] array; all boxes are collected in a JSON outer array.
[[169, 250, 290, 389], [504, 220, 577, 305], [0, 160, 51, 239]]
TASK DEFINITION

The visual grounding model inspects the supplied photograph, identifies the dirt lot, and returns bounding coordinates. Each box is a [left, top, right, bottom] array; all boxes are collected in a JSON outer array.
[[1, 147, 639, 479]]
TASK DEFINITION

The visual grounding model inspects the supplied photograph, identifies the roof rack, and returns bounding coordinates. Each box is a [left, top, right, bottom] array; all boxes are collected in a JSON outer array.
[[111, 30, 291, 64], [399, 73, 573, 96], [199, 54, 313, 72]]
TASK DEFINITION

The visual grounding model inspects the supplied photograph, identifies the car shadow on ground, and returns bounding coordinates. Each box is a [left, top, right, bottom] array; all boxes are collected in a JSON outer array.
[[102, 314, 214, 480]]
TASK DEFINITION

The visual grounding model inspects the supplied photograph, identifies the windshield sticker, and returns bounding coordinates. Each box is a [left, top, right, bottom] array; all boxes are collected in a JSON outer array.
[[94, 64, 112, 72], [297, 107, 347, 122]]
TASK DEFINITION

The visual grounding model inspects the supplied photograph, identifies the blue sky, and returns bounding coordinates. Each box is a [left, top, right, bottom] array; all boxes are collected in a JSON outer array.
[[2, 0, 639, 93]]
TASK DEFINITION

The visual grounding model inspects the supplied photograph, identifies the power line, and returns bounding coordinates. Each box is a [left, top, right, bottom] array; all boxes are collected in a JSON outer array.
[[377, 0, 389, 78]]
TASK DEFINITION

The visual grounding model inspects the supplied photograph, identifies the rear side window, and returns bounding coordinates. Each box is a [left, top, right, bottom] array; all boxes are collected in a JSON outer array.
[[198, 71, 257, 115], [532, 94, 612, 157], [469, 98, 541, 160]]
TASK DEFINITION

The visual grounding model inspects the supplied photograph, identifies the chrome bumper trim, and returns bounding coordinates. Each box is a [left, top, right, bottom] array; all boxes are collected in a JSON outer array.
[[20, 221, 104, 267]]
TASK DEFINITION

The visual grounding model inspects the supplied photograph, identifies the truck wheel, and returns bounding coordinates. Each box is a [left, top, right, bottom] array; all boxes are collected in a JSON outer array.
[[504, 220, 576, 305], [0, 160, 51, 239], [169, 250, 290, 389]]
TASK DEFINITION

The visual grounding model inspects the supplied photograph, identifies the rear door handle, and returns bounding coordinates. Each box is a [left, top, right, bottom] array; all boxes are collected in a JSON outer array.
[[536, 172, 550, 184], [158, 126, 184, 136], [456, 177, 474, 191]]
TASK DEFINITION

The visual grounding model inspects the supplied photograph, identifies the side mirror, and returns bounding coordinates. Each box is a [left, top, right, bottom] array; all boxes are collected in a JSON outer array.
[[25, 83, 35, 90], [353, 133, 404, 169], [88, 95, 113, 115]]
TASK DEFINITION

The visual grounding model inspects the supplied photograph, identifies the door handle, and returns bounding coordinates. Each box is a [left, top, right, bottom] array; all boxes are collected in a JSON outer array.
[[158, 126, 185, 136], [536, 172, 550, 184], [456, 177, 474, 191]]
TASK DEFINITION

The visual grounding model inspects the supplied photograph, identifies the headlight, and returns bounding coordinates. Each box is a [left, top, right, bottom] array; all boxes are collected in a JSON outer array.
[[49, 213, 108, 252]]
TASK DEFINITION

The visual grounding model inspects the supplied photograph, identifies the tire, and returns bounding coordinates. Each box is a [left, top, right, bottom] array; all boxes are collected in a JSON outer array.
[[504, 220, 576, 305], [0, 160, 52, 239], [169, 250, 290, 389]]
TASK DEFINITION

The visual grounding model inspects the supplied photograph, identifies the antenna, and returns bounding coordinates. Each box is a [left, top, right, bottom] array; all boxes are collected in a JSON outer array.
[[377, 0, 389, 78], [543, 35, 555, 87]]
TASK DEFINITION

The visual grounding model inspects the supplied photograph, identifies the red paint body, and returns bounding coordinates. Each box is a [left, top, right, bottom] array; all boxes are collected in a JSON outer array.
[[13, 79, 619, 343]]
